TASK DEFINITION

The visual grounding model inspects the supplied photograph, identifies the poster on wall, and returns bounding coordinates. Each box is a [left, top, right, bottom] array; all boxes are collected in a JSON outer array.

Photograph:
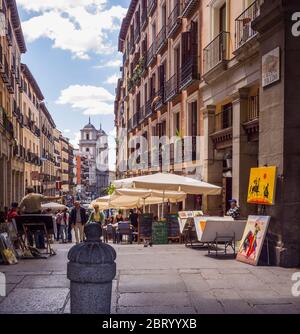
[[247, 166, 277, 205], [236, 215, 271, 266], [262, 47, 280, 88]]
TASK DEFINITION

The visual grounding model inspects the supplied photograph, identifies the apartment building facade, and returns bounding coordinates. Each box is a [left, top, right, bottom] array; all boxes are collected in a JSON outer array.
[[0, 0, 27, 208], [116, 0, 300, 267], [21, 63, 43, 194], [116, 0, 203, 210], [39, 102, 56, 196]]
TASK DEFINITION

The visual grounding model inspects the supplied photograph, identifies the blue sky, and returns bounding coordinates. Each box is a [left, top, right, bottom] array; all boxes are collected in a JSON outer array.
[[18, 0, 130, 170]]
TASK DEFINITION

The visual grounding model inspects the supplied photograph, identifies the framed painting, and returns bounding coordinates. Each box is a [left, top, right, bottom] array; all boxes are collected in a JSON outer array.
[[247, 166, 277, 205], [236, 215, 271, 266]]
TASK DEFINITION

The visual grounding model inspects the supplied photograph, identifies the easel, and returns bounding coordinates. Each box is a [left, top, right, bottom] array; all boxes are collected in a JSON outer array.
[[259, 204, 270, 266], [15, 215, 56, 258], [22, 223, 56, 256]]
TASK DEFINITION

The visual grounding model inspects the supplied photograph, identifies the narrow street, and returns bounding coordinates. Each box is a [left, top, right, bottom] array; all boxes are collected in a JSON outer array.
[[0, 243, 299, 314]]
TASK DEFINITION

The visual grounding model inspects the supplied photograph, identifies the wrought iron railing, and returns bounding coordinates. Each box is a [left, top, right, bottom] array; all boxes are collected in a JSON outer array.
[[156, 26, 167, 54], [248, 94, 259, 121], [215, 105, 233, 131], [167, 2, 181, 37], [180, 56, 198, 89], [165, 73, 179, 102], [148, 0, 157, 16], [182, 0, 199, 17], [235, 0, 261, 49], [146, 41, 156, 67], [203, 31, 230, 74]]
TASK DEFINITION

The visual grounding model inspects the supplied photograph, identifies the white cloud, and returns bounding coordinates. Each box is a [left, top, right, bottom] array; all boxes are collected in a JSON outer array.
[[57, 84, 114, 115], [70, 131, 81, 149], [19, 0, 127, 59], [104, 73, 119, 85], [63, 129, 71, 133], [94, 59, 122, 69]]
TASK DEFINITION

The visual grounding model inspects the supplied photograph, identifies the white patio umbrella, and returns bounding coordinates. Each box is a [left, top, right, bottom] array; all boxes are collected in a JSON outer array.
[[41, 202, 67, 211], [113, 173, 221, 216], [115, 188, 186, 211]]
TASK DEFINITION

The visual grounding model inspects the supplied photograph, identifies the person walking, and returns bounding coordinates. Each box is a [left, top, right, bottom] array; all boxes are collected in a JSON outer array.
[[59, 208, 69, 243], [87, 204, 105, 226], [69, 201, 87, 244], [55, 210, 62, 241]]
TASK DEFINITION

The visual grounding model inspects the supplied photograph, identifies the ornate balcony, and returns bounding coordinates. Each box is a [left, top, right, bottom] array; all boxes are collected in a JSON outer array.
[[129, 38, 135, 55], [134, 23, 141, 44], [146, 41, 157, 67], [148, 0, 157, 17], [141, 9, 148, 31], [180, 56, 199, 90], [165, 73, 179, 102], [145, 98, 153, 118], [210, 105, 233, 150], [182, 0, 199, 18], [7, 72, 15, 94], [139, 105, 145, 124], [132, 111, 140, 129], [203, 31, 230, 81], [243, 93, 260, 142], [167, 3, 181, 38], [235, 0, 261, 50], [123, 50, 128, 65], [7, 22, 13, 47], [154, 86, 166, 111], [1, 56, 10, 84], [234, 0, 261, 61], [0, 107, 14, 138], [156, 26, 167, 55]]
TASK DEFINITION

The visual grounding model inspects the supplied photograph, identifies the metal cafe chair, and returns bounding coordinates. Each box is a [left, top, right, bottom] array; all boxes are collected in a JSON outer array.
[[116, 222, 133, 244]]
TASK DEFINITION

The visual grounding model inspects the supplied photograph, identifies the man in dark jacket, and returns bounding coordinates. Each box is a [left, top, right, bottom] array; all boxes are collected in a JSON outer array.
[[69, 201, 87, 243]]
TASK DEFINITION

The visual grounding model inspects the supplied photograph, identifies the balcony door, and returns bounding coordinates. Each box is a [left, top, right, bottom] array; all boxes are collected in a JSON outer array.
[[161, 3, 167, 28], [219, 3, 226, 33], [219, 3, 227, 63]]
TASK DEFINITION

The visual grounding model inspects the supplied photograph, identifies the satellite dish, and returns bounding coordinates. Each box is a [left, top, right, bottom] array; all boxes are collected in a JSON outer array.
[[0, 12, 5, 37]]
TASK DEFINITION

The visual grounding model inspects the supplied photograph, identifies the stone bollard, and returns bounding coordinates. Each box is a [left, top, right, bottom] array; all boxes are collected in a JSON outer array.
[[67, 222, 116, 314]]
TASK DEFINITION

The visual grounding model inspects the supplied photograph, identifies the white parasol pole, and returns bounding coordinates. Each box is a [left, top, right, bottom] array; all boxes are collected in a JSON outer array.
[[162, 190, 165, 218]]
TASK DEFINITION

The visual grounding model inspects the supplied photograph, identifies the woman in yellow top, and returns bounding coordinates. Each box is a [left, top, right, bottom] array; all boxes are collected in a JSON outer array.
[[88, 204, 105, 225]]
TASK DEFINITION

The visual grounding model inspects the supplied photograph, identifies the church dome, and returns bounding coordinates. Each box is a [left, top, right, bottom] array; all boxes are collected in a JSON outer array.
[[83, 117, 96, 130]]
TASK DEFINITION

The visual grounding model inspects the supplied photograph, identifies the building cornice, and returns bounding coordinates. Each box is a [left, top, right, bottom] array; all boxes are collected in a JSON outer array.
[[118, 0, 138, 51], [21, 63, 45, 101], [7, 0, 27, 53], [40, 102, 56, 128]]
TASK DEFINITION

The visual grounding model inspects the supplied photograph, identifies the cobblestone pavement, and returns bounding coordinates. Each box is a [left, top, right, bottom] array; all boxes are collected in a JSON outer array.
[[0, 243, 299, 314]]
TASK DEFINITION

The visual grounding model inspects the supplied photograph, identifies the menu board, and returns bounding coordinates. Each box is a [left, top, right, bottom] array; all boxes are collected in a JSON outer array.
[[152, 221, 168, 244], [164, 214, 180, 238], [139, 213, 153, 240]]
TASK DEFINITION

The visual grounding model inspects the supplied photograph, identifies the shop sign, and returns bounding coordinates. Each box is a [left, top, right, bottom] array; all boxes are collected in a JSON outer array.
[[262, 47, 280, 88]]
